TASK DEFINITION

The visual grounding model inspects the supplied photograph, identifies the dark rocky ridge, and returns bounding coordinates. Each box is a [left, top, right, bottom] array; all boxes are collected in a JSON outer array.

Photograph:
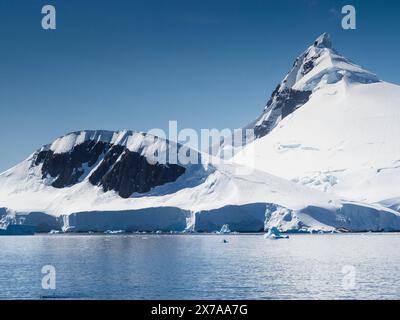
[[34, 140, 186, 198], [253, 87, 312, 139], [89, 147, 186, 198], [35, 140, 108, 188], [249, 35, 329, 139]]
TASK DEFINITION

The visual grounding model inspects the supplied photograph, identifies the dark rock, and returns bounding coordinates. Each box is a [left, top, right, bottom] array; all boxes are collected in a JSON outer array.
[[88, 145, 125, 186], [91, 150, 186, 198], [35, 140, 109, 188], [34, 139, 186, 198], [254, 87, 311, 138], [302, 60, 314, 76]]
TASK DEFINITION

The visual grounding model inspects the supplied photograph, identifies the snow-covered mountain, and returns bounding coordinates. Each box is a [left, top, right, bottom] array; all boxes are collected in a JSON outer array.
[[234, 33, 400, 212], [29, 130, 198, 198], [246, 33, 379, 139], [1, 128, 400, 233], [1, 33, 400, 233], [216, 33, 379, 155]]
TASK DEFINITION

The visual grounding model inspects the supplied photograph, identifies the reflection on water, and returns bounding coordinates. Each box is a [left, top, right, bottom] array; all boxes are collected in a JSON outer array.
[[0, 233, 400, 299]]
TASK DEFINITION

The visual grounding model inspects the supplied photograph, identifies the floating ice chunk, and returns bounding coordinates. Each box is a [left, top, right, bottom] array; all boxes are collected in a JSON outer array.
[[218, 224, 231, 234], [104, 230, 125, 234], [264, 227, 289, 240]]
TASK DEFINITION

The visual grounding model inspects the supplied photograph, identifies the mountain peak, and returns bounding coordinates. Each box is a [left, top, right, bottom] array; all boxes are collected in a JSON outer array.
[[313, 32, 332, 49], [246, 33, 380, 139]]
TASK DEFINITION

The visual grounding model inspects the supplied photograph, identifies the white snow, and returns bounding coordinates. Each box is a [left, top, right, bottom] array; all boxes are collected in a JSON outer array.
[[243, 33, 379, 144], [45, 129, 192, 166], [233, 33, 400, 212], [280, 33, 378, 93], [1, 149, 399, 232], [234, 80, 400, 209]]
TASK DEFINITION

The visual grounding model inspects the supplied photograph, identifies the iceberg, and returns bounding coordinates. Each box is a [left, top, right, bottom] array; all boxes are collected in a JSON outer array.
[[104, 230, 125, 235], [218, 224, 231, 234], [264, 227, 289, 240]]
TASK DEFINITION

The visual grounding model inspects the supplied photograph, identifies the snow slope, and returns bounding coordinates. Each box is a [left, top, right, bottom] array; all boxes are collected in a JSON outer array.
[[1, 129, 400, 232], [46, 129, 183, 161], [234, 34, 400, 210]]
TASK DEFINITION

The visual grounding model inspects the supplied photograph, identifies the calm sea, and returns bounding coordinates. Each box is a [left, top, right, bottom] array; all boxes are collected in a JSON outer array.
[[0, 233, 399, 299]]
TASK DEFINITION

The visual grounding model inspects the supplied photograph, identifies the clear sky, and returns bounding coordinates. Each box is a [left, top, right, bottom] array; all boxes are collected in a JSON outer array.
[[1, 0, 399, 171]]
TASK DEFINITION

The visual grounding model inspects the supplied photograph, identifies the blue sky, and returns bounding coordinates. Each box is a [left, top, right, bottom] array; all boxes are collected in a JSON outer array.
[[0, 0, 399, 171]]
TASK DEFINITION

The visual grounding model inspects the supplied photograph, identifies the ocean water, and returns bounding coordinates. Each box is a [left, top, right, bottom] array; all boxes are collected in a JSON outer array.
[[0, 233, 400, 300]]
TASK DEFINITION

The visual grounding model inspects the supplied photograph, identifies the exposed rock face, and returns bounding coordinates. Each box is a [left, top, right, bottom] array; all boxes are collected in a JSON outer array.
[[248, 36, 330, 139], [34, 138, 186, 198], [89, 148, 186, 198], [253, 88, 312, 138], [35, 140, 108, 188]]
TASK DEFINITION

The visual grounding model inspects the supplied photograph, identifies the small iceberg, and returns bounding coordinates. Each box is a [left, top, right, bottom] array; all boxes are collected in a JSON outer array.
[[264, 227, 289, 240], [48, 230, 61, 234], [218, 224, 231, 234], [104, 230, 125, 234]]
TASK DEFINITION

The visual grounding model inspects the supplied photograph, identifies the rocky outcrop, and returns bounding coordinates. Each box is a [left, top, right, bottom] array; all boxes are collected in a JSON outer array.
[[34, 137, 186, 198], [89, 148, 186, 198], [253, 87, 311, 138], [35, 140, 109, 188]]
